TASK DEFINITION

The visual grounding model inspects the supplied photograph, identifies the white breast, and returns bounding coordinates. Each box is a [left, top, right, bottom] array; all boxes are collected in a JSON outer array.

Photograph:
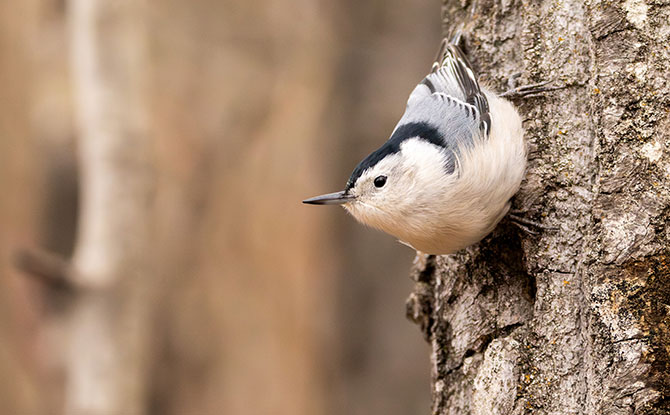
[[392, 91, 525, 254]]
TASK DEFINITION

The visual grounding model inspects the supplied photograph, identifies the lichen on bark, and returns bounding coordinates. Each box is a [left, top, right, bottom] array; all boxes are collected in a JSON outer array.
[[407, 0, 670, 413]]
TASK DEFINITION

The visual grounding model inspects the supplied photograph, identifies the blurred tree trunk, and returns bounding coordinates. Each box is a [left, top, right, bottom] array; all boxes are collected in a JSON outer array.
[[407, 1, 670, 414], [65, 1, 154, 414]]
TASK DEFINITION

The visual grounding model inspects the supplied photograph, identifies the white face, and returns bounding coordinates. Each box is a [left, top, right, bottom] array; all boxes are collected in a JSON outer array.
[[343, 138, 455, 242]]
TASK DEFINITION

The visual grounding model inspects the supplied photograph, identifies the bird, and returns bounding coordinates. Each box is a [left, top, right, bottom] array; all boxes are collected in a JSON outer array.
[[303, 38, 526, 255]]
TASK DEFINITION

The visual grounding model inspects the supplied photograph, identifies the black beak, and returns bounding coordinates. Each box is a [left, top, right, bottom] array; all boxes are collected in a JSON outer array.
[[302, 191, 355, 205]]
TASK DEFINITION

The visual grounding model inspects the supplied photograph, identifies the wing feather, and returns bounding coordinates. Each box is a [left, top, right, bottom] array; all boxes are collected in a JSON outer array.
[[364, 40, 492, 181], [401, 42, 490, 139]]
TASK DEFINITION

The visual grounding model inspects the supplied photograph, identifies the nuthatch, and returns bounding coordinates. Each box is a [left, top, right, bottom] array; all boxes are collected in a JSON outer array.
[[304, 38, 527, 254]]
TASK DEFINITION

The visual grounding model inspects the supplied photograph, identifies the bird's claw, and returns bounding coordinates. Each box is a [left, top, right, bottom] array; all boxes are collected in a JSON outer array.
[[500, 81, 566, 100], [508, 213, 557, 236]]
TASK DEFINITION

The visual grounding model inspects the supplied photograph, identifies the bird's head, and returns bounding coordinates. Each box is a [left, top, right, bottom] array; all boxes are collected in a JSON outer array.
[[303, 137, 455, 241]]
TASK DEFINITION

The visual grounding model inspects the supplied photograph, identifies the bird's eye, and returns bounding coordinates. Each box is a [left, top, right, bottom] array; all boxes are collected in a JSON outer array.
[[374, 175, 387, 188]]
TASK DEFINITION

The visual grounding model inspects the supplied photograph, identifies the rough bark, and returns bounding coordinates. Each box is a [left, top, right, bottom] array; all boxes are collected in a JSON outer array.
[[406, 1, 670, 414]]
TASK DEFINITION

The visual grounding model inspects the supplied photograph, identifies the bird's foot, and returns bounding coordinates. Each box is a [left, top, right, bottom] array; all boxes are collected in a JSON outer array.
[[508, 210, 557, 235], [500, 80, 566, 100]]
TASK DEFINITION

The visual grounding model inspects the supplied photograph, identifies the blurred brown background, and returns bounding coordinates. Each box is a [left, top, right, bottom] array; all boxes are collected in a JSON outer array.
[[0, 0, 439, 413]]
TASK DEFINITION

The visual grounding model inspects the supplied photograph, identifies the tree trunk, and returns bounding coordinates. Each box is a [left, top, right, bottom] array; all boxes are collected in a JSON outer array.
[[66, 1, 154, 414], [406, 1, 670, 414]]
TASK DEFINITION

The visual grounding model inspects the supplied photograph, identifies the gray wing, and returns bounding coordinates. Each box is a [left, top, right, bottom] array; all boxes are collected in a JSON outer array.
[[393, 43, 490, 149]]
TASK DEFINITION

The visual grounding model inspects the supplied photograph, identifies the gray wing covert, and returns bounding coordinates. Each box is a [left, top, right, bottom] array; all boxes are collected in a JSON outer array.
[[397, 91, 481, 152], [393, 43, 490, 149]]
